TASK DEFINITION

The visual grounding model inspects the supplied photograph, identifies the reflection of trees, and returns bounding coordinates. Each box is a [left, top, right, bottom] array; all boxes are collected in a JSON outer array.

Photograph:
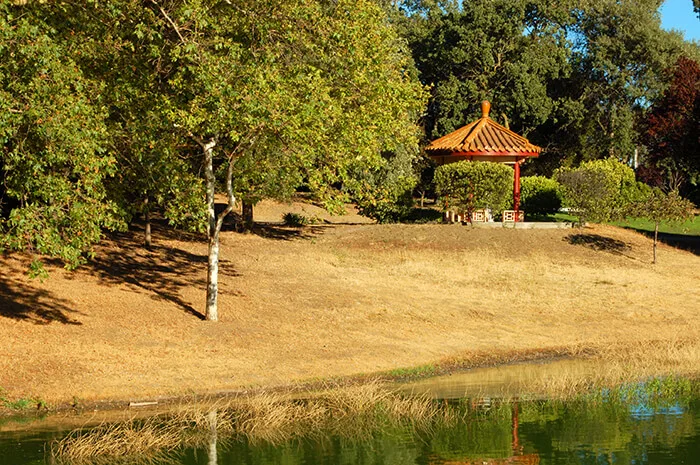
[[427, 401, 540, 465], [520, 396, 697, 464]]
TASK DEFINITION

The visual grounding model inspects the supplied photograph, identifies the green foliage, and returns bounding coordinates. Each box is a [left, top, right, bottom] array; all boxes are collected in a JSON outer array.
[[520, 176, 562, 215], [434, 161, 513, 215], [629, 188, 695, 227], [0, 388, 43, 411], [555, 158, 645, 225], [0, 4, 125, 268], [396, 0, 697, 169], [349, 147, 419, 223]]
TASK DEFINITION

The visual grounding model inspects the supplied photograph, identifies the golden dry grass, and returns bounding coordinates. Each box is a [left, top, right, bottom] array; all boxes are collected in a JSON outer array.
[[51, 382, 445, 462], [0, 200, 698, 408]]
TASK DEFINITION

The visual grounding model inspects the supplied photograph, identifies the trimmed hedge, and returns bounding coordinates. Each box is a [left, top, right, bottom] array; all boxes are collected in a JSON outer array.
[[520, 176, 562, 215], [434, 161, 513, 215]]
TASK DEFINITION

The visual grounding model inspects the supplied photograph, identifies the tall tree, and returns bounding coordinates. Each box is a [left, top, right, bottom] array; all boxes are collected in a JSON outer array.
[[641, 56, 700, 197], [115, 0, 426, 321], [395, 0, 698, 172], [560, 0, 693, 165], [0, 3, 123, 272], [397, 0, 572, 141]]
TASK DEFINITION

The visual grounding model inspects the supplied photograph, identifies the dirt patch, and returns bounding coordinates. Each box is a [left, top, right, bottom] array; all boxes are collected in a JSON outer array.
[[0, 202, 698, 408]]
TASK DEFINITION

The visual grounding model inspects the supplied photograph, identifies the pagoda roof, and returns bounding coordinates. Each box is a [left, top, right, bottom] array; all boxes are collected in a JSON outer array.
[[426, 101, 541, 158]]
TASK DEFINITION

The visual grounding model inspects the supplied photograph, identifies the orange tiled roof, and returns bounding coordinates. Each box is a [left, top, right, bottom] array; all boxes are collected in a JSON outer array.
[[426, 101, 541, 157]]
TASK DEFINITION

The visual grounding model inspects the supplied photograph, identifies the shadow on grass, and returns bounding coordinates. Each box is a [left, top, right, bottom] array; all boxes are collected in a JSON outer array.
[[0, 277, 83, 325], [621, 227, 700, 256], [566, 233, 631, 255], [83, 229, 238, 321], [249, 224, 328, 241]]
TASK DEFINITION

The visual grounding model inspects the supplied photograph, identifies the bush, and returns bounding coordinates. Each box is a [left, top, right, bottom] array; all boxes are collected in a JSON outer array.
[[282, 212, 310, 227], [349, 147, 418, 224], [554, 158, 647, 225], [434, 161, 513, 215], [352, 179, 416, 223], [520, 176, 562, 215]]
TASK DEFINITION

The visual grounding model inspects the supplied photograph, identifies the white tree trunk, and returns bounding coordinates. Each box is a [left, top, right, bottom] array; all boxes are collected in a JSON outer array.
[[199, 135, 237, 322], [653, 221, 659, 264], [203, 138, 219, 321], [144, 195, 152, 248]]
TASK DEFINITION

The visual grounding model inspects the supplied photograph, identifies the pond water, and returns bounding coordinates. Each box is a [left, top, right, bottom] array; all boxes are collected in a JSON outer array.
[[1, 372, 699, 465]]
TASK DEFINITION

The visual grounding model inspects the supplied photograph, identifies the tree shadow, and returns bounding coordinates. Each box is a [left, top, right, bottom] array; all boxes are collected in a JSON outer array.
[[82, 231, 239, 320], [565, 233, 631, 255], [250, 224, 328, 241], [0, 277, 83, 325], [621, 227, 700, 256]]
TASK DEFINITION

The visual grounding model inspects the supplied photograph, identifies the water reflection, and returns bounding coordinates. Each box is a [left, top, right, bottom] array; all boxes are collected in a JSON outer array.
[[1, 378, 698, 465], [428, 402, 541, 464], [207, 410, 217, 465]]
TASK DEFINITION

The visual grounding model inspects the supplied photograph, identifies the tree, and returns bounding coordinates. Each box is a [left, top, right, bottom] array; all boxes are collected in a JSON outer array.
[[395, 0, 698, 170], [123, 0, 426, 321], [641, 56, 700, 198], [0, 3, 124, 273], [396, 0, 572, 142], [629, 189, 695, 263]]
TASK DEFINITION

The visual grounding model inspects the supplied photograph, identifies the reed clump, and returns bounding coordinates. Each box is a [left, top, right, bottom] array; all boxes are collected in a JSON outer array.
[[51, 381, 451, 463], [521, 338, 700, 400]]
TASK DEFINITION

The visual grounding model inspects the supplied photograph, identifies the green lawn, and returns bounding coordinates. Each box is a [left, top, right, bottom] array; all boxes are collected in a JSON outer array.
[[610, 215, 700, 236], [529, 212, 700, 236]]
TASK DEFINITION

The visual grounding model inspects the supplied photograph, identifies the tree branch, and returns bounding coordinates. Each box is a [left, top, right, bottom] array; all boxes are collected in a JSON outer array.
[[150, 0, 186, 44]]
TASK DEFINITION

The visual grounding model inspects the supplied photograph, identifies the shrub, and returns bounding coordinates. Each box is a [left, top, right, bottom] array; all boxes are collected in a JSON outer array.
[[520, 176, 562, 215], [352, 178, 416, 223], [554, 158, 647, 225], [282, 212, 310, 227], [434, 161, 513, 215]]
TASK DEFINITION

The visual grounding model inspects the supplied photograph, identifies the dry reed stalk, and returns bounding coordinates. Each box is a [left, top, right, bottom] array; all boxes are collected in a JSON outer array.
[[51, 382, 446, 462]]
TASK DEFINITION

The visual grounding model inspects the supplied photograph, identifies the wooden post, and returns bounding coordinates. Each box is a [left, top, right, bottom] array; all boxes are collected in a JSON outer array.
[[513, 159, 521, 222]]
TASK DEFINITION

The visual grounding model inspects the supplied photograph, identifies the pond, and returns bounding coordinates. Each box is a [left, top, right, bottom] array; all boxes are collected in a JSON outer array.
[[1, 369, 699, 465]]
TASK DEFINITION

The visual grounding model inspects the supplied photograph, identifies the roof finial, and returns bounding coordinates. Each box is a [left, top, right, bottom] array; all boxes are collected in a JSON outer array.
[[481, 100, 491, 118]]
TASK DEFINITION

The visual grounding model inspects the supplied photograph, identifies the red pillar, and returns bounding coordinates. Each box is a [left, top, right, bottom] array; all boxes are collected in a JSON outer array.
[[513, 159, 521, 222]]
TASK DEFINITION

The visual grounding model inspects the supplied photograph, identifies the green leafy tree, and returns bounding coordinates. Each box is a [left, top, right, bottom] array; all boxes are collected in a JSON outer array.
[[395, 0, 698, 170], [0, 3, 124, 272], [629, 189, 695, 263], [434, 161, 513, 219], [397, 0, 572, 141], [123, 0, 426, 320]]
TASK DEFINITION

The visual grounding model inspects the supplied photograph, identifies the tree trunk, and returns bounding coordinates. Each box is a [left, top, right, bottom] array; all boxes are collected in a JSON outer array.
[[198, 134, 238, 322], [653, 221, 659, 264], [144, 195, 152, 249], [241, 200, 254, 231], [203, 138, 219, 321]]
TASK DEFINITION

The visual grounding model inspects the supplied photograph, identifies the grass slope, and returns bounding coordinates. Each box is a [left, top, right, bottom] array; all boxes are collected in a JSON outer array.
[[0, 201, 698, 408]]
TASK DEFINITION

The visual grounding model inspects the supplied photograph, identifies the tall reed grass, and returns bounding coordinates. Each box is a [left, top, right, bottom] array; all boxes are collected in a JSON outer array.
[[51, 382, 453, 464]]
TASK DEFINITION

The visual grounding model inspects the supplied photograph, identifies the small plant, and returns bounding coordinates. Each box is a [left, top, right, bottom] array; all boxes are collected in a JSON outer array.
[[282, 212, 310, 227], [0, 388, 43, 411]]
